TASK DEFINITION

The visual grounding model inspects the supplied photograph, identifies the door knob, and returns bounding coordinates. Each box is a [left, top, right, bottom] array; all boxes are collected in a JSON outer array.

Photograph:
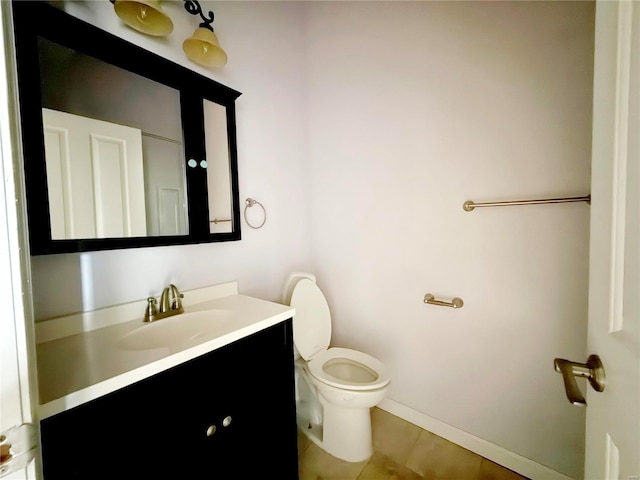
[[553, 354, 606, 406], [0, 423, 37, 477]]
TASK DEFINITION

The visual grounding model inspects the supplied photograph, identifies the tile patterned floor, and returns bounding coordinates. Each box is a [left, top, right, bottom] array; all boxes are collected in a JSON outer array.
[[298, 408, 529, 480]]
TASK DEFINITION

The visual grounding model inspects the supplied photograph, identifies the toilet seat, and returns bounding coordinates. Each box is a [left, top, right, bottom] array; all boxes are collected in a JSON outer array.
[[289, 275, 390, 392], [307, 347, 391, 391]]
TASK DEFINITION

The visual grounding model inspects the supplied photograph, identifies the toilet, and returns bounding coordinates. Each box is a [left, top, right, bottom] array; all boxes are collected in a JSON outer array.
[[283, 272, 391, 463]]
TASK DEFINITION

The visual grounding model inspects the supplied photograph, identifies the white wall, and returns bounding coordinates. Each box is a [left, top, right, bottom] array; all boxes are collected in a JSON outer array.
[[304, 2, 593, 478], [31, 1, 313, 319]]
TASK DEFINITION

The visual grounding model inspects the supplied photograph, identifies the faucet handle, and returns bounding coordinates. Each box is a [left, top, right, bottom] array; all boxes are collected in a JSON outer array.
[[173, 293, 184, 310], [144, 297, 158, 322]]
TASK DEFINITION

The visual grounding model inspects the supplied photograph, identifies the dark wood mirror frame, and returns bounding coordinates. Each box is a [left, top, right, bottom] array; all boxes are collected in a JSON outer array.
[[12, 1, 242, 255]]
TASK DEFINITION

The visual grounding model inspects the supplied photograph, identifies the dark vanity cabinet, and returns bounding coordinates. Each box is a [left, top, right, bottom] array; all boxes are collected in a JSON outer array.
[[12, 2, 242, 254], [40, 321, 299, 479]]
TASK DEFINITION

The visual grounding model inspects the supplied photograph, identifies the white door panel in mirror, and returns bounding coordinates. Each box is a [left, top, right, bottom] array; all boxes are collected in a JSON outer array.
[[142, 135, 188, 236], [42, 108, 147, 239]]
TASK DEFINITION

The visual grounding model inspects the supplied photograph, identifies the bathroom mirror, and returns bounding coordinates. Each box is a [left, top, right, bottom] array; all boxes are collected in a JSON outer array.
[[12, 2, 241, 254], [39, 38, 189, 239]]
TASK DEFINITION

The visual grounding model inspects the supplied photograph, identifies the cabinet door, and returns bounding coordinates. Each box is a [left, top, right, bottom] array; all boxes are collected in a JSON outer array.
[[180, 91, 208, 240], [172, 320, 298, 477], [149, 336, 246, 477], [238, 321, 299, 477], [40, 381, 159, 479], [180, 93, 241, 242]]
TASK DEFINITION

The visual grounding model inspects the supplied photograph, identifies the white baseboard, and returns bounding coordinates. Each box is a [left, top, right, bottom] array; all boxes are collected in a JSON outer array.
[[378, 398, 573, 480]]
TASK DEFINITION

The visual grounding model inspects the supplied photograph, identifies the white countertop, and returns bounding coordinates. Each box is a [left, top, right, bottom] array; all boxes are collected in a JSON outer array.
[[36, 284, 294, 419]]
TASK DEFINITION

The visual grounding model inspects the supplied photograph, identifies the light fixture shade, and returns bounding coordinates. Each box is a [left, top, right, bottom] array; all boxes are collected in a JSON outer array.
[[113, 0, 173, 37], [183, 28, 228, 68]]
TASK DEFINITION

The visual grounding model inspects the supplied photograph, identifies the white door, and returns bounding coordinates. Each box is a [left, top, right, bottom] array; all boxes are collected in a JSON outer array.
[[584, 1, 639, 479], [42, 108, 147, 239], [0, 3, 37, 478], [0, 164, 36, 480]]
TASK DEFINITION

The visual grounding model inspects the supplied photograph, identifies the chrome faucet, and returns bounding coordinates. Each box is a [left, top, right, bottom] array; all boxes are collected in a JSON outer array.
[[143, 284, 184, 322]]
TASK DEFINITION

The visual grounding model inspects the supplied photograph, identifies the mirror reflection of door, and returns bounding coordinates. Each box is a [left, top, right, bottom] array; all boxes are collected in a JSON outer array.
[[42, 108, 146, 239], [38, 38, 188, 238], [142, 133, 188, 236], [203, 100, 233, 234]]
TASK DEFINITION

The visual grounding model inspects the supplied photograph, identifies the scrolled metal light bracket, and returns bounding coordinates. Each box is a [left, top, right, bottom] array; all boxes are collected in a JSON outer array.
[[183, 0, 215, 31], [107, 0, 218, 32]]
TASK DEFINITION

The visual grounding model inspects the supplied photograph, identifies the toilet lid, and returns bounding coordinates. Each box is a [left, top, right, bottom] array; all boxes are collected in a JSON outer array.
[[290, 278, 331, 360]]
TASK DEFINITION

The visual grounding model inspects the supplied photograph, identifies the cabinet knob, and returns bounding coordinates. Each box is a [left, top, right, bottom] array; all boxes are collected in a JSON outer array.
[[222, 416, 232, 427], [206, 425, 217, 437]]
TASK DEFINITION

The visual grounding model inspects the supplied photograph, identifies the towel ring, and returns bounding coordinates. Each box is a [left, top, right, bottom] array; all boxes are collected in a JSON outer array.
[[244, 198, 266, 229]]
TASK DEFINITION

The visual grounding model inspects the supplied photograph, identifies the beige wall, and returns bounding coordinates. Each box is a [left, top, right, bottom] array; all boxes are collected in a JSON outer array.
[[305, 2, 594, 478], [29, 1, 594, 478]]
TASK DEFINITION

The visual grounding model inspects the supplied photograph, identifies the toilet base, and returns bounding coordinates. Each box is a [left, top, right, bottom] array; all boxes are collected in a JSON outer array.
[[293, 356, 388, 463], [320, 401, 373, 462], [297, 404, 373, 463], [297, 419, 323, 448]]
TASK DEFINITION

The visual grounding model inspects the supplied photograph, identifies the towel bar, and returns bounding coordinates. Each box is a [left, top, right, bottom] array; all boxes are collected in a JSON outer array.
[[463, 194, 591, 212]]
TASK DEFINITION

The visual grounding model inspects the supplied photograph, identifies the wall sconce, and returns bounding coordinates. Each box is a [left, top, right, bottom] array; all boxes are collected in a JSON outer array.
[[112, 0, 174, 36], [110, 0, 227, 68], [181, 1, 227, 68]]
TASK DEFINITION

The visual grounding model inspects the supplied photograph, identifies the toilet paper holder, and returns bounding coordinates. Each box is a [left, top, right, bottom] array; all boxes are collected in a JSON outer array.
[[424, 294, 464, 309]]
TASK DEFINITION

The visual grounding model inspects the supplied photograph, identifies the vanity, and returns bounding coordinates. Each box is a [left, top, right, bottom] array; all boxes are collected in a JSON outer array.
[[35, 283, 299, 478]]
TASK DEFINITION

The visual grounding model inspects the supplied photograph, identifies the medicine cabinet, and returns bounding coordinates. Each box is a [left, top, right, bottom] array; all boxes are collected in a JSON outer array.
[[12, 1, 241, 255]]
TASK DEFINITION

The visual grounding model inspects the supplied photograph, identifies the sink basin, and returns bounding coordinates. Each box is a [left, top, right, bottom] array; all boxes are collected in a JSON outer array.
[[117, 310, 235, 351]]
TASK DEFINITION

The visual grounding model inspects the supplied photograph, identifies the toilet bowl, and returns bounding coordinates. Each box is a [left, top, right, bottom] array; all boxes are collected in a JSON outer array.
[[284, 272, 391, 463]]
